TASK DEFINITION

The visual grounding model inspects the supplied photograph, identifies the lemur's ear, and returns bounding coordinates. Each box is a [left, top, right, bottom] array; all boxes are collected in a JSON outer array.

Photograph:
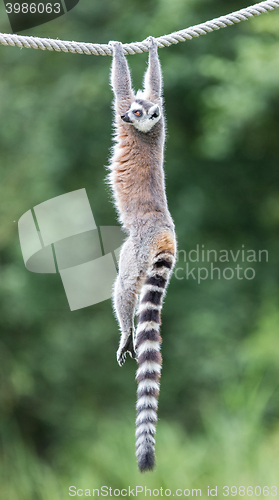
[[149, 105, 160, 119]]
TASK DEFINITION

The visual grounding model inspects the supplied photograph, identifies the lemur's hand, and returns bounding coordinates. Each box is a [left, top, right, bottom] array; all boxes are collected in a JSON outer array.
[[146, 36, 158, 51], [109, 40, 122, 47], [109, 41, 123, 55]]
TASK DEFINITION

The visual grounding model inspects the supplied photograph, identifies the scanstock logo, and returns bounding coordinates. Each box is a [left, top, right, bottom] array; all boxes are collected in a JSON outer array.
[[18, 189, 128, 311], [3, 0, 80, 33]]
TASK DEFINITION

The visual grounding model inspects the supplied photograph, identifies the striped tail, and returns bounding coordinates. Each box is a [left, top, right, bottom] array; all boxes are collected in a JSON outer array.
[[135, 251, 175, 472]]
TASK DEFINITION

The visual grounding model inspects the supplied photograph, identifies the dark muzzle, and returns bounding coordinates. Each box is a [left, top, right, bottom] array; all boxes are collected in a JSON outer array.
[[121, 113, 132, 123]]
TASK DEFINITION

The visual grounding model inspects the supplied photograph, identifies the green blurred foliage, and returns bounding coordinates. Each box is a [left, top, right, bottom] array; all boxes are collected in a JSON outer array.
[[1, 0, 279, 497]]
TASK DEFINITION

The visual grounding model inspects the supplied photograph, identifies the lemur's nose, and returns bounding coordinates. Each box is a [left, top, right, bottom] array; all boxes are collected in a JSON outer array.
[[121, 113, 131, 123]]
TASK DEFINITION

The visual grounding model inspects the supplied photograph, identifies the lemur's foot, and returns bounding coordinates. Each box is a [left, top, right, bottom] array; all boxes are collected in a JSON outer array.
[[117, 330, 136, 367]]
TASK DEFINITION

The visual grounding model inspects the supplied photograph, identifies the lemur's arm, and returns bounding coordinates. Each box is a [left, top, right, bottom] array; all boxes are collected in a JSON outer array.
[[144, 37, 162, 103], [109, 41, 134, 113]]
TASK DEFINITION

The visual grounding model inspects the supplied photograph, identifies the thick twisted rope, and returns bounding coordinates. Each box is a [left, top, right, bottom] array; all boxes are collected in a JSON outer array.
[[0, 0, 279, 55]]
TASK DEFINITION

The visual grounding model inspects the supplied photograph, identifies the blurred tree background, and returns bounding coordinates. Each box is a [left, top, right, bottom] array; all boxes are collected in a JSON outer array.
[[1, 0, 279, 498]]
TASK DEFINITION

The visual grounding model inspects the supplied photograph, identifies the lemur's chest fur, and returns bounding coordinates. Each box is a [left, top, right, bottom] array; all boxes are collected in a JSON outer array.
[[110, 118, 168, 227]]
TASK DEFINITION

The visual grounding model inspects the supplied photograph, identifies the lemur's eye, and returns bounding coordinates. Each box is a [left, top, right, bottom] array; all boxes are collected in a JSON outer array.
[[133, 110, 142, 117]]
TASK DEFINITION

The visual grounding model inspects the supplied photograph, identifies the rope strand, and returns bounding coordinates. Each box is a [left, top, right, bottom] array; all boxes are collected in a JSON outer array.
[[0, 0, 279, 55]]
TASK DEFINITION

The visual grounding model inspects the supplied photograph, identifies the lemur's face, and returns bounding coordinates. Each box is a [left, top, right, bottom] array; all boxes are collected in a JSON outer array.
[[121, 99, 161, 133]]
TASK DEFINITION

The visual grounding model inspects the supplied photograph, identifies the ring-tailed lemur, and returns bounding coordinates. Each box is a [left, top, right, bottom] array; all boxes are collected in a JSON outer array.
[[108, 37, 177, 472]]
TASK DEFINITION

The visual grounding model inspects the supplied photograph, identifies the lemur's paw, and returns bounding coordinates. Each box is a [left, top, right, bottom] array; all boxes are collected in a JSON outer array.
[[109, 41, 123, 52], [117, 333, 136, 366], [117, 347, 127, 367], [109, 40, 121, 46], [146, 36, 157, 50]]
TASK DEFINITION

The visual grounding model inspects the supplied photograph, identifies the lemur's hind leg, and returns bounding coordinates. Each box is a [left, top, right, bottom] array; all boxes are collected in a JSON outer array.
[[113, 237, 143, 366]]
